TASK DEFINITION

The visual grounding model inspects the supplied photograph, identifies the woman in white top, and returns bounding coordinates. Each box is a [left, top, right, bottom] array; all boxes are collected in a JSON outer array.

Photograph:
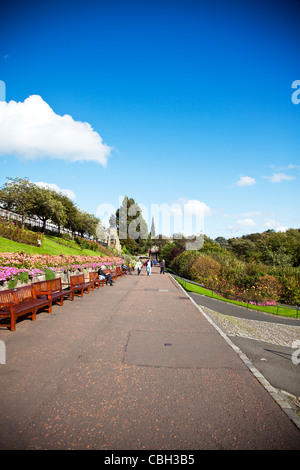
[[146, 260, 151, 276]]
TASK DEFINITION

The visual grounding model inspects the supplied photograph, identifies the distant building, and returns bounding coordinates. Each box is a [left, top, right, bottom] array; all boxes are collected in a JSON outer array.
[[107, 227, 122, 252]]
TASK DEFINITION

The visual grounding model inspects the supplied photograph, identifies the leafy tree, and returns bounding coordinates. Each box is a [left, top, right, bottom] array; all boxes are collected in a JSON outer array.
[[53, 193, 79, 237], [0, 177, 36, 228], [228, 238, 258, 261], [215, 236, 229, 249], [31, 186, 66, 232], [75, 210, 99, 238], [96, 220, 107, 242], [49, 198, 68, 236], [115, 195, 149, 254]]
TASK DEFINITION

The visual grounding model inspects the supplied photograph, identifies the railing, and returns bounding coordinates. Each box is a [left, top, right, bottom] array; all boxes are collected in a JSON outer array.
[[0, 206, 91, 239]]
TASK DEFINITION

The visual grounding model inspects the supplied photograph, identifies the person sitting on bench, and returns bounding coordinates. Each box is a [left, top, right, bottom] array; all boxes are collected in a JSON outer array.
[[98, 267, 113, 286]]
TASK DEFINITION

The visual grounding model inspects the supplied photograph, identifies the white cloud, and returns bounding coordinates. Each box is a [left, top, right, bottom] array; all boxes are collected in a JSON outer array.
[[236, 218, 257, 228], [170, 199, 211, 236], [240, 211, 263, 217], [263, 172, 296, 183], [34, 182, 76, 200], [263, 218, 288, 232], [177, 199, 212, 217], [0, 95, 112, 165], [236, 176, 256, 187]]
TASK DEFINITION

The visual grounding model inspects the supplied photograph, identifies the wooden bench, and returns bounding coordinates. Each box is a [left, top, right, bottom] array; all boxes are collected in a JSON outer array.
[[89, 271, 105, 288], [33, 277, 74, 306], [104, 269, 117, 282], [69, 274, 94, 297], [116, 266, 125, 277], [0, 285, 52, 331]]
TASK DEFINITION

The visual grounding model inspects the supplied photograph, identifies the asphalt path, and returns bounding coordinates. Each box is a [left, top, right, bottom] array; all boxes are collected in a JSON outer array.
[[186, 290, 300, 398], [0, 268, 299, 450]]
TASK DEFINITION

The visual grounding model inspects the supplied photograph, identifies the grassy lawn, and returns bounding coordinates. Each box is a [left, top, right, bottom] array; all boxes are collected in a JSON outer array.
[[174, 276, 299, 319], [0, 235, 104, 257]]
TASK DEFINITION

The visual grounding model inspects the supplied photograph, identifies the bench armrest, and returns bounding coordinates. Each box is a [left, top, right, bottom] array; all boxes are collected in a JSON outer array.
[[0, 301, 17, 308]]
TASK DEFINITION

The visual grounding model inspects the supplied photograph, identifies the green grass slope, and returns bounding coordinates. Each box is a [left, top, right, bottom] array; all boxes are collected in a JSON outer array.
[[0, 234, 105, 257]]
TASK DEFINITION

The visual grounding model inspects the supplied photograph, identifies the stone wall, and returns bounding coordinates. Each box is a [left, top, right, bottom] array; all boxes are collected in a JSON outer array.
[[0, 268, 96, 291]]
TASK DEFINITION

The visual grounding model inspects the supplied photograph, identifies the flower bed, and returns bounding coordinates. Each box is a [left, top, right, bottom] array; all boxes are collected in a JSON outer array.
[[0, 252, 123, 288], [0, 217, 43, 246]]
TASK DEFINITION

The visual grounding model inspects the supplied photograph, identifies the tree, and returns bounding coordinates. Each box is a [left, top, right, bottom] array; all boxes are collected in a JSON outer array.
[[52, 193, 79, 237], [75, 210, 99, 238], [228, 238, 258, 261], [96, 220, 107, 242], [31, 186, 66, 232], [115, 196, 149, 254], [49, 198, 67, 236], [215, 237, 228, 249], [0, 177, 36, 228]]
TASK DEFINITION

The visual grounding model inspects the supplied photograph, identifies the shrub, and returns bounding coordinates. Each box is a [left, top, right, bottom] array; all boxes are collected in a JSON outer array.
[[0, 218, 43, 246], [170, 251, 199, 278], [280, 273, 300, 305], [256, 274, 283, 302], [190, 255, 222, 288], [44, 267, 56, 280]]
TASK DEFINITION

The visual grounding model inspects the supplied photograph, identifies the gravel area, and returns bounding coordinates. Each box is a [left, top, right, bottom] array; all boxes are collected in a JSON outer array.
[[203, 306, 300, 347], [203, 306, 300, 415]]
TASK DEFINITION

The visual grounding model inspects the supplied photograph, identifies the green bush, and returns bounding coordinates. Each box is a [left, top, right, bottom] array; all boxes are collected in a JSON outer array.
[[45, 268, 56, 280], [75, 236, 100, 252], [0, 218, 43, 246], [190, 255, 222, 288], [170, 249, 300, 305], [170, 250, 199, 278]]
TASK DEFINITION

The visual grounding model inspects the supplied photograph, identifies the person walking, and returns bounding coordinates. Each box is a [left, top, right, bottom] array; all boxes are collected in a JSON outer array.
[[160, 259, 165, 274], [146, 259, 151, 276], [136, 260, 142, 275]]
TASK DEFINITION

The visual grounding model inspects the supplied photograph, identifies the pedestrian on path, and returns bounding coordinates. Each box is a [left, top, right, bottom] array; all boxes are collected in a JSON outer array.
[[146, 259, 151, 276], [160, 259, 165, 274], [136, 260, 142, 275]]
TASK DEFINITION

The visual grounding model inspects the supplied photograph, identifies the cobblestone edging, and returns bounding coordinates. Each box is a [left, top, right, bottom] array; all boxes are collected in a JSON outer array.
[[202, 306, 300, 347], [202, 306, 300, 421]]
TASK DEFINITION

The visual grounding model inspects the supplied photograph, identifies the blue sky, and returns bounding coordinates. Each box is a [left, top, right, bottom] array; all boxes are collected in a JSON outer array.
[[0, 0, 299, 239]]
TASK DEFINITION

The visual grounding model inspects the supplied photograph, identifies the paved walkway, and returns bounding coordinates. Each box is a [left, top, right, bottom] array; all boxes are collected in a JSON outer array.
[[185, 288, 300, 397], [0, 267, 300, 450]]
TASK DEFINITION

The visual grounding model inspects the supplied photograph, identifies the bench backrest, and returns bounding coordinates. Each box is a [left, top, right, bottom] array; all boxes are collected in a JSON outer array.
[[14, 285, 36, 304], [89, 272, 99, 281], [70, 274, 84, 285], [33, 278, 63, 292], [33, 280, 48, 292], [0, 285, 35, 307], [0, 289, 15, 307], [49, 278, 63, 291]]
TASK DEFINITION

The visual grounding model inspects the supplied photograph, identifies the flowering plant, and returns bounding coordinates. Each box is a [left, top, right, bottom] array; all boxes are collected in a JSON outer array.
[[0, 252, 123, 283]]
